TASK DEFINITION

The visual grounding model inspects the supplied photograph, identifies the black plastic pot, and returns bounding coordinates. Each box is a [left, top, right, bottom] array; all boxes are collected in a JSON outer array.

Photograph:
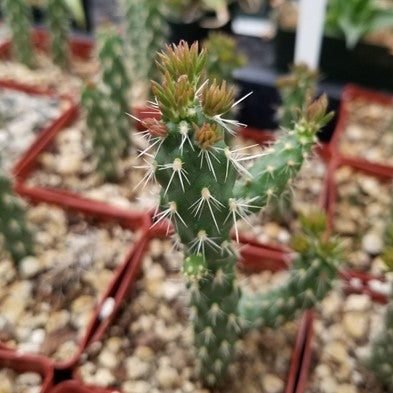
[[274, 27, 393, 91]]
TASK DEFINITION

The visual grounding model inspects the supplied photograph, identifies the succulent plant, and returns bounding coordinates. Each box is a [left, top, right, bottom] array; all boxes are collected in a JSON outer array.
[[0, 171, 34, 264], [121, 0, 168, 87], [203, 32, 246, 84], [98, 28, 132, 153], [80, 82, 123, 181], [276, 63, 318, 130], [137, 41, 339, 385], [46, 0, 70, 67], [2, 0, 35, 68], [269, 63, 318, 224]]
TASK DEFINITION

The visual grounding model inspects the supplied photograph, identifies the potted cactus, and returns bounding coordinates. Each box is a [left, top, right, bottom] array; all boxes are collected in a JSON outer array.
[[133, 40, 340, 386]]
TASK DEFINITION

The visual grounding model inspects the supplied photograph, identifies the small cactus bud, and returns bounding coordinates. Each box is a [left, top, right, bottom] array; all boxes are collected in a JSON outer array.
[[142, 118, 168, 138], [201, 80, 235, 117], [304, 94, 334, 129], [193, 122, 222, 149]]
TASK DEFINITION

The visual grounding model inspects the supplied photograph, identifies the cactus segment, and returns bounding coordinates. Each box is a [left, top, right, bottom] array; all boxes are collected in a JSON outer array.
[[46, 0, 70, 67], [0, 174, 34, 264], [2, 0, 35, 68], [98, 29, 132, 152]]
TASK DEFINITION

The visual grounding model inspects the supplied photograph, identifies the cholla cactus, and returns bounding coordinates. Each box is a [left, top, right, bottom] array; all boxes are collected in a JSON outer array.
[[0, 172, 34, 264], [203, 32, 246, 84], [2, 0, 35, 68], [46, 0, 70, 67], [367, 196, 393, 389], [137, 41, 338, 385], [98, 29, 132, 153], [121, 0, 167, 86], [276, 63, 318, 130], [80, 83, 122, 181]]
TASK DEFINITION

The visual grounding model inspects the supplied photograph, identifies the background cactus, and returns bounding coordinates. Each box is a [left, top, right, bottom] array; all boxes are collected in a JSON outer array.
[[46, 0, 70, 67], [121, 0, 168, 93], [2, 0, 35, 68], [98, 28, 132, 153], [367, 193, 393, 389], [80, 82, 122, 181], [138, 41, 337, 385], [203, 32, 246, 84], [0, 171, 34, 264]]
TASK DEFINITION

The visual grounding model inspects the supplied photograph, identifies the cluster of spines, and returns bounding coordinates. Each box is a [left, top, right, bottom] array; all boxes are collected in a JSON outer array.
[[98, 29, 131, 152], [0, 173, 34, 264], [2, 0, 35, 68], [139, 41, 333, 386], [80, 83, 122, 181]]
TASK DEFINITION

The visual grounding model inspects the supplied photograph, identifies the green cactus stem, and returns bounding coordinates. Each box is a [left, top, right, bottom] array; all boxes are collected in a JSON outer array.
[[367, 194, 393, 389], [46, 0, 70, 67], [2, 0, 35, 68], [240, 211, 340, 329], [121, 0, 167, 86], [0, 172, 34, 264], [98, 29, 132, 153], [276, 63, 318, 130], [139, 41, 334, 386], [80, 82, 123, 181]]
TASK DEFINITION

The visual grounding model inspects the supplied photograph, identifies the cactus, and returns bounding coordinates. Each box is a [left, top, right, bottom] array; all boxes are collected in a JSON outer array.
[[46, 0, 70, 67], [138, 41, 335, 385], [269, 64, 319, 223], [121, 0, 167, 87], [367, 194, 393, 389], [276, 63, 318, 130], [2, 0, 35, 68], [98, 29, 132, 153], [80, 83, 123, 181], [203, 32, 246, 84], [0, 171, 34, 264]]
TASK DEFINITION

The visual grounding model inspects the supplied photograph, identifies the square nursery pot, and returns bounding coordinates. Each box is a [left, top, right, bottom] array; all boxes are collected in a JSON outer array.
[[325, 156, 393, 273], [0, 349, 54, 393], [0, 187, 150, 374], [0, 79, 74, 174], [295, 276, 390, 393], [71, 227, 310, 393], [274, 27, 393, 91], [330, 84, 393, 176]]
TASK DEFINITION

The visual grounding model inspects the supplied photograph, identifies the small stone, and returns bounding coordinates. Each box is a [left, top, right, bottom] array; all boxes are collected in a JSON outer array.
[[362, 232, 383, 255], [19, 256, 41, 278], [125, 356, 150, 379], [157, 366, 179, 388], [337, 384, 358, 393], [325, 341, 348, 363], [16, 371, 42, 386], [98, 349, 119, 369], [135, 345, 154, 362], [94, 368, 116, 387], [46, 310, 70, 333], [262, 373, 284, 393], [122, 381, 150, 393], [344, 294, 371, 312], [30, 329, 45, 345], [320, 376, 338, 393]]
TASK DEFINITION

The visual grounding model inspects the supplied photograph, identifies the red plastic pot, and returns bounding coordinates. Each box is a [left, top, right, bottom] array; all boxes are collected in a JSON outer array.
[[0, 349, 54, 393], [329, 84, 393, 176], [0, 193, 150, 372], [0, 28, 93, 61]]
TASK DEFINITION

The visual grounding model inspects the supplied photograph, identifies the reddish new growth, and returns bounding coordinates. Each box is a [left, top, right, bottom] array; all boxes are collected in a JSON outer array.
[[142, 118, 168, 138], [201, 80, 234, 117], [193, 122, 222, 149]]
